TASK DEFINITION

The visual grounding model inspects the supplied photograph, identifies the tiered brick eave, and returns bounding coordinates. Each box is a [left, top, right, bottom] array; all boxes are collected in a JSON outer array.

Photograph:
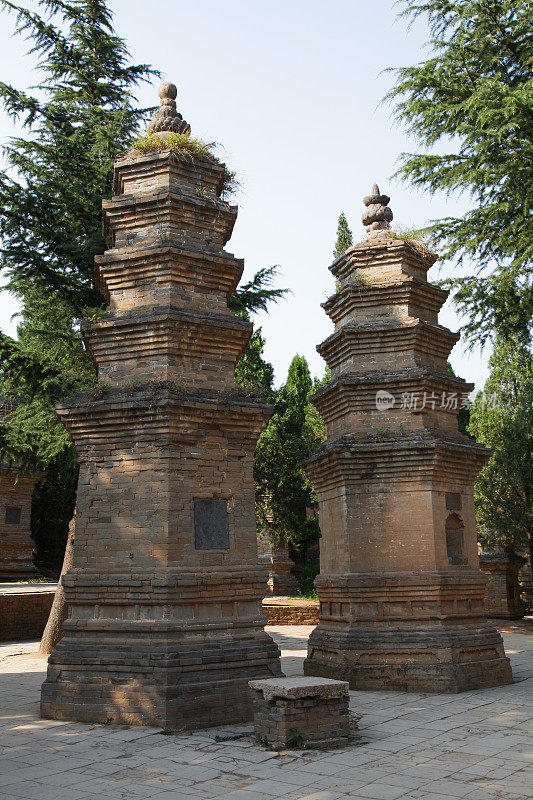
[[102, 189, 237, 251], [312, 368, 473, 429], [323, 278, 448, 326], [318, 319, 460, 373], [56, 386, 273, 439], [303, 432, 489, 489], [113, 149, 228, 198], [94, 244, 244, 307], [81, 308, 252, 388], [331, 237, 438, 283]]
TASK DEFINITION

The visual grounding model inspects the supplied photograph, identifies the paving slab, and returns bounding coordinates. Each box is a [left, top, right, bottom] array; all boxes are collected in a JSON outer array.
[[0, 623, 531, 800]]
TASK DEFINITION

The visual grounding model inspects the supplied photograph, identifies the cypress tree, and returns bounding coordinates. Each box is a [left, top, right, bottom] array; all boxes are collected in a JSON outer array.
[[254, 355, 325, 564], [469, 338, 533, 565], [333, 212, 353, 259]]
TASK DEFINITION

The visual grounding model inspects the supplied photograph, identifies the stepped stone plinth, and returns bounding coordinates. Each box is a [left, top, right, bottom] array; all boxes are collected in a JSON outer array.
[[303, 186, 513, 693], [40, 83, 281, 728]]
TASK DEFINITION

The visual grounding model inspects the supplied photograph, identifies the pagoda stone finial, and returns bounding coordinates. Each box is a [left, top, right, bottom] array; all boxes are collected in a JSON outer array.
[[147, 81, 191, 135], [361, 183, 393, 239]]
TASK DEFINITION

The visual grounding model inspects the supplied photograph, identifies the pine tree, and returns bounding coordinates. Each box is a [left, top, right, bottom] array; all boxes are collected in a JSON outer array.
[[333, 212, 353, 259], [387, 0, 533, 346], [468, 338, 533, 565], [0, 0, 158, 310]]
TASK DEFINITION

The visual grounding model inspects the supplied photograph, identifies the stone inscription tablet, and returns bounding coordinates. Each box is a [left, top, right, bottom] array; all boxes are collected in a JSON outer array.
[[194, 498, 230, 550]]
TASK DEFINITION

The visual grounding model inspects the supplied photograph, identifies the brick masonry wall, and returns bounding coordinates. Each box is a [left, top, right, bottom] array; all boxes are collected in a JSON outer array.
[[262, 598, 319, 625], [0, 590, 54, 641]]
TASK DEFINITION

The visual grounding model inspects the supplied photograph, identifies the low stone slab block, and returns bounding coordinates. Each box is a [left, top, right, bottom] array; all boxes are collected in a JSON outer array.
[[249, 676, 350, 750]]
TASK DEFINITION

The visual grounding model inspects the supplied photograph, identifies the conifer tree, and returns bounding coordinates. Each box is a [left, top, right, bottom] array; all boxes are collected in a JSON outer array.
[[387, 0, 533, 347], [234, 323, 276, 402], [0, 0, 158, 310], [0, 0, 158, 572], [254, 355, 325, 561], [0, 1, 287, 573], [469, 338, 533, 565], [333, 212, 353, 259]]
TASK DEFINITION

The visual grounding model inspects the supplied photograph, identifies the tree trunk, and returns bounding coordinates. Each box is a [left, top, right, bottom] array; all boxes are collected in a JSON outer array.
[[39, 514, 75, 655]]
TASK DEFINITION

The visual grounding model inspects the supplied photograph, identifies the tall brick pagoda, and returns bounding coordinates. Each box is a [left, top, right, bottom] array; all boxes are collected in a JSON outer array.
[[41, 83, 281, 728], [303, 185, 513, 692]]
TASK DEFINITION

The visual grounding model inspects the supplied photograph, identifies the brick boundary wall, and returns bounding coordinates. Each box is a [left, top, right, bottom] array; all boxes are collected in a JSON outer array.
[[0, 590, 55, 641], [262, 598, 319, 625], [0, 591, 317, 642]]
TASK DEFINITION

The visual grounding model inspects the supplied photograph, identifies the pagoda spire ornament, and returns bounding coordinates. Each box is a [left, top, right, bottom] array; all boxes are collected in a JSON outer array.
[[147, 81, 191, 135], [361, 182, 393, 239]]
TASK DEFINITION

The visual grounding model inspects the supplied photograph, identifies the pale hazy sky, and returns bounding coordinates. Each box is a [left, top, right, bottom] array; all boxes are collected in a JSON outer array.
[[0, 0, 492, 390]]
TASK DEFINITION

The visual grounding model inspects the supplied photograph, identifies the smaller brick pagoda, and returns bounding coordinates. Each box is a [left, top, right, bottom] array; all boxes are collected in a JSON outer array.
[[258, 534, 299, 596], [0, 398, 39, 580], [479, 551, 527, 619], [302, 185, 513, 692]]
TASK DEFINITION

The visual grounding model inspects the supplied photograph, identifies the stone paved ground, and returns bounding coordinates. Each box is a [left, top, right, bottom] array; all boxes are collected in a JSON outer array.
[[0, 623, 532, 800]]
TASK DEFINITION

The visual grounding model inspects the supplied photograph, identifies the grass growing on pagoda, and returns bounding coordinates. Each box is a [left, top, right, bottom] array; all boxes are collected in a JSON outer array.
[[132, 131, 216, 161], [390, 226, 436, 259], [130, 132, 238, 198]]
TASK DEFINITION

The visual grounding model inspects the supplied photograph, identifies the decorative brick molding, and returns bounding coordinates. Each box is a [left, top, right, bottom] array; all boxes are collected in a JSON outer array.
[[249, 676, 350, 749]]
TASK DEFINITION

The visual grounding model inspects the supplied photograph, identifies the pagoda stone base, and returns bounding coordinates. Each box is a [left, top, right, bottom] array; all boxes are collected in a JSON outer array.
[[259, 553, 299, 596], [42, 626, 281, 728], [479, 553, 527, 619], [304, 571, 513, 693]]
